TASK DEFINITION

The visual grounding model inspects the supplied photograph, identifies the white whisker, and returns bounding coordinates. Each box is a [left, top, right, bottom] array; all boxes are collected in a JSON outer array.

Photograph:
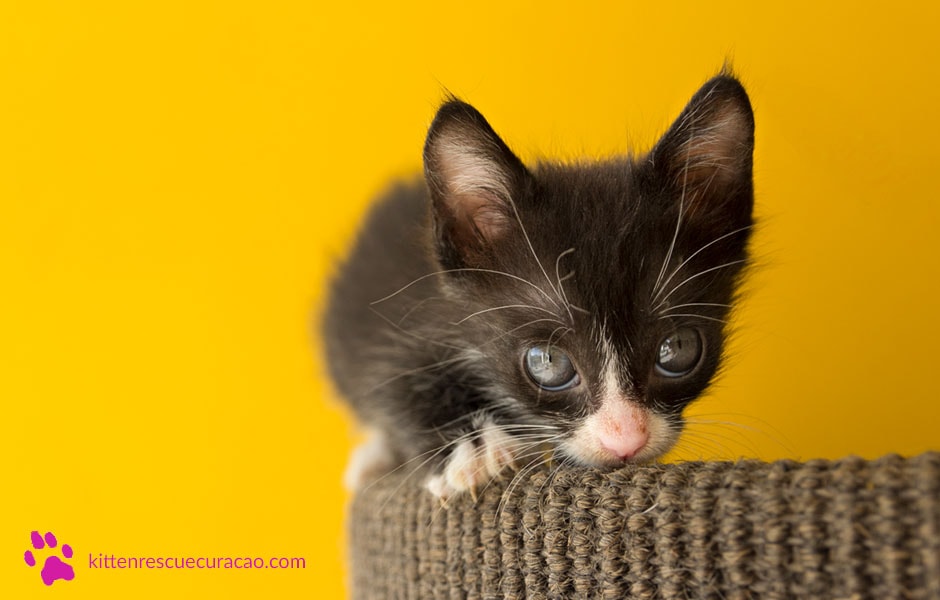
[[554, 247, 576, 322], [651, 224, 752, 306], [657, 313, 728, 325], [370, 428, 486, 508], [659, 302, 731, 314], [396, 295, 445, 325], [505, 196, 563, 303], [545, 325, 573, 351], [453, 303, 562, 325], [653, 258, 749, 312], [363, 355, 467, 395], [368, 306, 464, 351], [370, 267, 561, 309], [651, 128, 694, 302], [497, 443, 563, 520], [569, 304, 590, 315], [478, 318, 568, 346]]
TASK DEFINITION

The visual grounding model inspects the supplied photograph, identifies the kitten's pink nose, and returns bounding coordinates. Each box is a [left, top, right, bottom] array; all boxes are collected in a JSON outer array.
[[598, 428, 648, 461]]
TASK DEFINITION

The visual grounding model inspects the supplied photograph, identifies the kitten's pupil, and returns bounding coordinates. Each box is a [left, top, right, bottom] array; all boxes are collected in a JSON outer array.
[[524, 346, 579, 391], [655, 327, 703, 377]]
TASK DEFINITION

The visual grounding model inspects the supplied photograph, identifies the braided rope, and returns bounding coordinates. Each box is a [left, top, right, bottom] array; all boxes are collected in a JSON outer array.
[[349, 453, 940, 599]]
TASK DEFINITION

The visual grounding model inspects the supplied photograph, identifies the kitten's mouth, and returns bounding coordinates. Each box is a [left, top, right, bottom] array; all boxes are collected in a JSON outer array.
[[560, 443, 661, 468], [559, 443, 672, 470], [557, 410, 680, 468]]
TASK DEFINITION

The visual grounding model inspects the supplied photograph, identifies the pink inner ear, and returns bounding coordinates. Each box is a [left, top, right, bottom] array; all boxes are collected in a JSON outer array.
[[456, 192, 510, 243], [431, 134, 514, 245], [676, 100, 750, 187]]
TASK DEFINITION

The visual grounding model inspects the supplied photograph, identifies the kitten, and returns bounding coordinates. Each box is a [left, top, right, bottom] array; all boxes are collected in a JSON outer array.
[[323, 73, 754, 499]]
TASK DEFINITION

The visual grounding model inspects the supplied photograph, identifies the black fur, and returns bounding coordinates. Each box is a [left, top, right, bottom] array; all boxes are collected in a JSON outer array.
[[323, 74, 754, 481]]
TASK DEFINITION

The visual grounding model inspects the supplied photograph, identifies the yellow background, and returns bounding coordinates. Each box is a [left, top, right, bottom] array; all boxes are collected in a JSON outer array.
[[3, 1, 938, 598]]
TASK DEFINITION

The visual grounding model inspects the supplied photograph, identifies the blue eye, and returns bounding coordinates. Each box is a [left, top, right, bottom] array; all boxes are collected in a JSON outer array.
[[523, 346, 580, 391], [655, 327, 703, 377]]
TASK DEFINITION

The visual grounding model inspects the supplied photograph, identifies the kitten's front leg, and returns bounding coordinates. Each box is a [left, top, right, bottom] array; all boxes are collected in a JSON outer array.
[[344, 431, 397, 491], [424, 423, 517, 500]]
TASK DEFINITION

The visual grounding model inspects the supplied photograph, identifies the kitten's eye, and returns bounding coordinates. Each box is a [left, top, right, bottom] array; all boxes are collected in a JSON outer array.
[[655, 327, 703, 377], [523, 346, 580, 391]]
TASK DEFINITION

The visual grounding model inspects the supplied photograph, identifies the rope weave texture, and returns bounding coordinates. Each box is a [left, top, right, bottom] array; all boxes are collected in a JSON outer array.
[[349, 453, 940, 599]]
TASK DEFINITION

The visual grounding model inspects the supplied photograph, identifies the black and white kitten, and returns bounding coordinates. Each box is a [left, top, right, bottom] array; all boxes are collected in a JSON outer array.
[[324, 74, 754, 499]]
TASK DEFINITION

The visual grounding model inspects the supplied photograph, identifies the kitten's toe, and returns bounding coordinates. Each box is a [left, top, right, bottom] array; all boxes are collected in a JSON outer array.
[[481, 424, 517, 476], [424, 445, 482, 500], [424, 425, 517, 500], [424, 473, 451, 500]]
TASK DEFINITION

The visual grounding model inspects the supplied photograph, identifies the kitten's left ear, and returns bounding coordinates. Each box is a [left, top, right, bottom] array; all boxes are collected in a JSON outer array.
[[423, 100, 531, 269], [649, 74, 754, 224]]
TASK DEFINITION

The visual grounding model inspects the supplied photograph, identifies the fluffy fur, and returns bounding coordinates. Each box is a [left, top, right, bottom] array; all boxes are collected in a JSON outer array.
[[323, 73, 755, 498]]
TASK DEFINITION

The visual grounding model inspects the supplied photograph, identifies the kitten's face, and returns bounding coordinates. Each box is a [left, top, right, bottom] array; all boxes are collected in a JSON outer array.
[[424, 77, 754, 467]]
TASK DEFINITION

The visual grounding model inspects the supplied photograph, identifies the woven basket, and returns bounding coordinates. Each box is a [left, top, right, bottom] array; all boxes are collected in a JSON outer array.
[[348, 453, 940, 599]]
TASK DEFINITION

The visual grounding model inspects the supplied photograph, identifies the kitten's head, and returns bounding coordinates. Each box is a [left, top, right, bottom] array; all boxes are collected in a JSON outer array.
[[423, 75, 754, 467]]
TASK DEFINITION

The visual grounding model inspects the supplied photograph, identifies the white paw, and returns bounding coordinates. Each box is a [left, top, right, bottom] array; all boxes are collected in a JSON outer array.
[[344, 433, 394, 491], [424, 425, 517, 500]]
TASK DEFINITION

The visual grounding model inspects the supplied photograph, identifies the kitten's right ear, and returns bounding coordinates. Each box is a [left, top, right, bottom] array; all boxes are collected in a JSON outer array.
[[423, 100, 530, 270], [648, 74, 754, 228]]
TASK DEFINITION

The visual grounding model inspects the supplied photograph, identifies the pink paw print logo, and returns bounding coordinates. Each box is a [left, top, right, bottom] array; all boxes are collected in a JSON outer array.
[[24, 531, 75, 586]]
